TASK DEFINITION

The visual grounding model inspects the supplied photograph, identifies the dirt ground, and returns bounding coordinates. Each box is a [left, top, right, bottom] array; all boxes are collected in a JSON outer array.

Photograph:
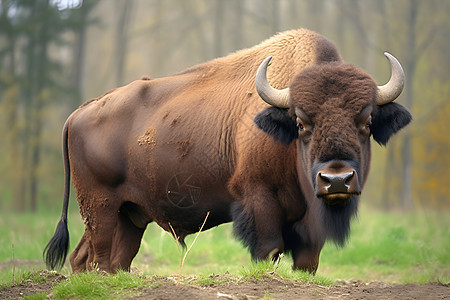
[[0, 271, 448, 300]]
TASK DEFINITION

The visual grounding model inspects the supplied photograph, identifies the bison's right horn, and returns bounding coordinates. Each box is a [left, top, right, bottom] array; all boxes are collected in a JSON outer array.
[[376, 52, 404, 105], [255, 56, 290, 108]]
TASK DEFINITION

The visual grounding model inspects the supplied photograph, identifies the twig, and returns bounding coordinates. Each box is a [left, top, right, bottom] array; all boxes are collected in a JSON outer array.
[[168, 212, 210, 285], [168, 222, 182, 263], [180, 211, 210, 282], [12, 242, 15, 285]]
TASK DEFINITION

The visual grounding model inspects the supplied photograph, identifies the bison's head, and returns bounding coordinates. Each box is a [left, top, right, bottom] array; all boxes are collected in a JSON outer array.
[[254, 54, 411, 208]]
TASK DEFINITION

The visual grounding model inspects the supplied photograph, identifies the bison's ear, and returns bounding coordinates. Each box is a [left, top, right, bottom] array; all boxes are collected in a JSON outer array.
[[254, 107, 298, 145], [371, 102, 412, 146]]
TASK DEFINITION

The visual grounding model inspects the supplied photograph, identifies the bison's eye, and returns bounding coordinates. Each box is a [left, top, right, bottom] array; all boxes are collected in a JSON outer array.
[[295, 110, 312, 143], [296, 117, 304, 131], [357, 106, 373, 137], [359, 115, 372, 137]]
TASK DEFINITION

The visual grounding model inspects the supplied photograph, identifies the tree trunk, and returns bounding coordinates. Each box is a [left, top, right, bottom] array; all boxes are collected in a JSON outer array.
[[115, 1, 134, 86], [401, 0, 419, 211], [29, 0, 51, 212], [269, 0, 280, 33], [213, 0, 224, 58], [232, 0, 244, 50], [378, 0, 398, 210], [1, 0, 22, 211], [18, 1, 40, 212]]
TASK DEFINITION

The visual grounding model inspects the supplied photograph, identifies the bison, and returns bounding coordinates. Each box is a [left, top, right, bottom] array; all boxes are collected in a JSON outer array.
[[44, 28, 411, 273]]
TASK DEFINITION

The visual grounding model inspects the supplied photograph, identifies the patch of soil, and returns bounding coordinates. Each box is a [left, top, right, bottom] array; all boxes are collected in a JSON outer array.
[[133, 275, 449, 300], [0, 270, 66, 299], [0, 271, 448, 300]]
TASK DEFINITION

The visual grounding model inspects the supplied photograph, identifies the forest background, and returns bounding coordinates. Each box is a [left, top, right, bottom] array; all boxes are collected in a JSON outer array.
[[0, 0, 449, 214]]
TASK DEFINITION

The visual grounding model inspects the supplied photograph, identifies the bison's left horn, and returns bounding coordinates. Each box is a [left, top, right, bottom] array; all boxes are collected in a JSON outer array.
[[377, 52, 404, 105], [256, 56, 290, 108]]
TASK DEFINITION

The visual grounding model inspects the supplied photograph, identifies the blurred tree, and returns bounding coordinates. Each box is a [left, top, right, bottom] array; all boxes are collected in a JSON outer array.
[[69, 0, 99, 108], [394, 0, 448, 210], [332, 0, 449, 210], [0, 0, 21, 210], [0, 0, 98, 212], [413, 89, 450, 208], [213, 0, 224, 57], [1, 0, 449, 212], [231, 0, 244, 50], [268, 0, 280, 33], [115, 0, 134, 86]]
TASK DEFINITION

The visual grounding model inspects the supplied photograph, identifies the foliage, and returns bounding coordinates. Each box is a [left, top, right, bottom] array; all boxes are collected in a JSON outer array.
[[412, 81, 450, 208]]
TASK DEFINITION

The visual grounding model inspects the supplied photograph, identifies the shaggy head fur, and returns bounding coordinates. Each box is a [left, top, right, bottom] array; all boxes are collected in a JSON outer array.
[[254, 60, 411, 248]]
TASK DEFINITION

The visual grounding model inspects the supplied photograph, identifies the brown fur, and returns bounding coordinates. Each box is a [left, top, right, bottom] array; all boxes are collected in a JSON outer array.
[[44, 28, 410, 274], [289, 63, 377, 177]]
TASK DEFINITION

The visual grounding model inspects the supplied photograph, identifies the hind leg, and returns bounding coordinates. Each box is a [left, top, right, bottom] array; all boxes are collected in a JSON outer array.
[[70, 213, 120, 273], [69, 231, 92, 272], [87, 205, 123, 272], [110, 204, 147, 272], [72, 186, 150, 272], [69, 205, 146, 273], [70, 190, 122, 273]]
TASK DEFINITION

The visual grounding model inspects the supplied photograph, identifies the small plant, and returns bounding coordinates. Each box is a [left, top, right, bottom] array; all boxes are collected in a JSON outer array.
[[11, 242, 15, 285], [21, 271, 48, 284], [262, 289, 274, 299]]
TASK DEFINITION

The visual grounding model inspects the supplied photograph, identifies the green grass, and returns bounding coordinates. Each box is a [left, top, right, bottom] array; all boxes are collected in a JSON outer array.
[[319, 210, 450, 283], [238, 257, 332, 286], [51, 270, 147, 299], [0, 210, 83, 287], [23, 292, 47, 300], [0, 206, 448, 298]]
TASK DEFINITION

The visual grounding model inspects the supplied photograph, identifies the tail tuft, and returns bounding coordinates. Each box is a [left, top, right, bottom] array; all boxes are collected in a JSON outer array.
[[43, 218, 69, 270]]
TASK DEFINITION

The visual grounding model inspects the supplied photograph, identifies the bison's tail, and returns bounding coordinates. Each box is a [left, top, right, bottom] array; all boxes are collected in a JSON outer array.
[[43, 118, 71, 270]]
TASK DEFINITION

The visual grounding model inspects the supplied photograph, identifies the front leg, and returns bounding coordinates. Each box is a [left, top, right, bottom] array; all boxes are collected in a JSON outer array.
[[232, 190, 285, 261], [292, 243, 323, 273], [284, 221, 325, 273]]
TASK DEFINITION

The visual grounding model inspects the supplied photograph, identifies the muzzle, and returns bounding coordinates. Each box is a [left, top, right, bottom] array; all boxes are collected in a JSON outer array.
[[313, 160, 361, 205]]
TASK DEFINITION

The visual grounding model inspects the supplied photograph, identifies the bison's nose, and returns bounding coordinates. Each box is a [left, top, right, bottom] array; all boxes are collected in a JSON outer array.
[[318, 171, 355, 194], [315, 165, 360, 205]]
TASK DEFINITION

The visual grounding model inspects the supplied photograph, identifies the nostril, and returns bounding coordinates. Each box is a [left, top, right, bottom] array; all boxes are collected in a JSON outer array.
[[317, 171, 355, 194], [319, 172, 331, 184], [344, 171, 355, 187]]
